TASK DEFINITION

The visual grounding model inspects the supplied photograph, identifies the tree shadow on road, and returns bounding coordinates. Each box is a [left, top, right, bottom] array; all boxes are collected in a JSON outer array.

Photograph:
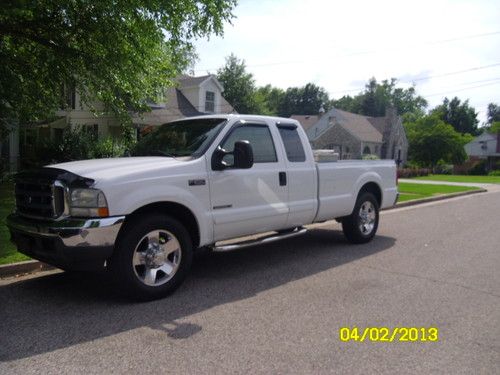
[[0, 227, 395, 361]]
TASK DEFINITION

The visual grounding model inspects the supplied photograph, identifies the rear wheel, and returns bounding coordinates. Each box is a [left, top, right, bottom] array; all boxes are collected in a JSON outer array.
[[342, 192, 379, 244], [109, 214, 193, 301]]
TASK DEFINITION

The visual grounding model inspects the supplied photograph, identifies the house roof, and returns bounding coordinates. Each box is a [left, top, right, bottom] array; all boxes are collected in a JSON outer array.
[[290, 115, 319, 130], [134, 88, 202, 126], [305, 108, 383, 143], [178, 74, 224, 92]]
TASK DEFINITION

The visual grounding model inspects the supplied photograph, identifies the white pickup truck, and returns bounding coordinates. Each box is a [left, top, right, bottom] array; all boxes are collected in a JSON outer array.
[[7, 115, 398, 299]]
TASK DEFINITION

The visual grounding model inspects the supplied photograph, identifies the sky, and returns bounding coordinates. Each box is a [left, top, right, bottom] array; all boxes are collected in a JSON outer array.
[[192, 0, 500, 124]]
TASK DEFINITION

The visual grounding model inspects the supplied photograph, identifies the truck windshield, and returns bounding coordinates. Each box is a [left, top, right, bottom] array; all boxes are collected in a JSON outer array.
[[131, 118, 227, 158]]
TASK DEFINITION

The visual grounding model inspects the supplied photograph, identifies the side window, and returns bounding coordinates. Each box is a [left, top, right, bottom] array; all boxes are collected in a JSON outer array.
[[278, 126, 306, 162], [221, 125, 277, 163], [205, 91, 215, 112]]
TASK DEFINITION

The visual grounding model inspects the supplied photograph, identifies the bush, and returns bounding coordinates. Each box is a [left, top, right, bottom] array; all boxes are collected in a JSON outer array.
[[488, 170, 500, 176], [433, 162, 454, 175], [397, 167, 431, 178], [23, 127, 130, 168], [89, 138, 127, 159], [468, 160, 487, 176], [362, 154, 379, 160]]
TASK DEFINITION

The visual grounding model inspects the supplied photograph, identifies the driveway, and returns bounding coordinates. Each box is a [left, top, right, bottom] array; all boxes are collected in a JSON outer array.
[[1, 189, 499, 374]]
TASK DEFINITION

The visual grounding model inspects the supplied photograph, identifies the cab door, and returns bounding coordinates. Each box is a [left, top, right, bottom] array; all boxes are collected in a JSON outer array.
[[208, 121, 289, 241]]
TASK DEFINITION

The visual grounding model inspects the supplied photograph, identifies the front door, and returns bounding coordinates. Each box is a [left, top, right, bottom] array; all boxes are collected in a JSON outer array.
[[208, 122, 289, 241]]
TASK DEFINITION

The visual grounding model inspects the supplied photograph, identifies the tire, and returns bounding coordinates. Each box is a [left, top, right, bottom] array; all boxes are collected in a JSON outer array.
[[109, 214, 193, 301], [342, 192, 379, 244]]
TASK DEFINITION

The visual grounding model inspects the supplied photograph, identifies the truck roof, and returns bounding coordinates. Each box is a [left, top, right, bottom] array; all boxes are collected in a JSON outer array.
[[169, 114, 300, 125]]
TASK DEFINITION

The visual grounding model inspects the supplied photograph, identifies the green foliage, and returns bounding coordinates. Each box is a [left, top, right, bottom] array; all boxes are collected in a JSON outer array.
[[25, 127, 130, 167], [397, 182, 478, 202], [490, 121, 500, 134], [405, 114, 468, 167], [488, 170, 500, 176], [217, 54, 262, 114], [487, 103, 500, 125], [468, 160, 487, 176], [431, 97, 479, 135], [331, 78, 427, 119], [362, 154, 379, 160], [89, 138, 128, 159], [277, 83, 330, 118], [0, 0, 237, 129], [254, 85, 285, 115]]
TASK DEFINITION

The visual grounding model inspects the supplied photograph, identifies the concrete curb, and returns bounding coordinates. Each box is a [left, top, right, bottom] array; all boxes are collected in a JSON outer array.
[[382, 187, 487, 211], [0, 187, 488, 279], [0, 260, 55, 279]]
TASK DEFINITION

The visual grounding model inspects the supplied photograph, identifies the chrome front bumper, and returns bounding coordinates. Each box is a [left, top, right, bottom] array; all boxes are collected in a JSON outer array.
[[7, 213, 125, 270]]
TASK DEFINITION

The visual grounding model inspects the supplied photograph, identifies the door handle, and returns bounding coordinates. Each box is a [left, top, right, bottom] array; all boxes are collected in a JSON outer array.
[[279, 171, 287, 186]]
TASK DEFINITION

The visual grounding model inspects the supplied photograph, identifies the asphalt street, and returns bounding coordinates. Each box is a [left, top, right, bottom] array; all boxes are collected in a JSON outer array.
[[1, 189, 499, 374]]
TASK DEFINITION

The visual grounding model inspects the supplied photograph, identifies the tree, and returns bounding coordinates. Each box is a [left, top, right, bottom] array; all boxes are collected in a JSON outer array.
[[491, 121, 500, 134], [0, 0, 237, 130], [254, 84, 284, 115], [486, 103, 500, 125], [277, 83, 330, 117], [216, 54, 263, 114], [331, 78, 427, 120], [405, 114, 470, 168], [431, 97, 479, 135]]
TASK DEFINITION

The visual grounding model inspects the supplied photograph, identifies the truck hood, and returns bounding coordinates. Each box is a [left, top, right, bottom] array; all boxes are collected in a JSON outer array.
[[48, 157, 189, 184]]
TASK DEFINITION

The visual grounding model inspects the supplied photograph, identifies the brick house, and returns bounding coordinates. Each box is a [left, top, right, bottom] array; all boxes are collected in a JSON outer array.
[[291, 107, 408, 164], [464, 132, 500, 170]]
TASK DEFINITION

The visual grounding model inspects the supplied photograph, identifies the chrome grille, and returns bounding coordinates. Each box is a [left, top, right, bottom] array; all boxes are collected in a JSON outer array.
[[15, 180, 65, 219]]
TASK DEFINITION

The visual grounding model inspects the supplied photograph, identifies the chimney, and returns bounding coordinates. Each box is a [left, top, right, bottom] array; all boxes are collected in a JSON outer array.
[[386, 105, 397, 119]]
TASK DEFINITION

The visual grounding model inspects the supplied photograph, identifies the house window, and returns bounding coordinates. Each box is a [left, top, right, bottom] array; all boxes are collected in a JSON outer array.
[[375, 145, 379, 154], [205, 91, 215, 112], [363, 146, 371, 154], [84, 124, 99, 139]]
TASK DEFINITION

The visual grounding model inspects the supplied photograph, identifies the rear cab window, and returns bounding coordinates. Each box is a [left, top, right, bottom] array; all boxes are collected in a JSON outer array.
[[277, 124, 306, 162]]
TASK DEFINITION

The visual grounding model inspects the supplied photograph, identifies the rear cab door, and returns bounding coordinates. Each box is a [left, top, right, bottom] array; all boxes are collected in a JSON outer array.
[[275, 121, 318, 228]]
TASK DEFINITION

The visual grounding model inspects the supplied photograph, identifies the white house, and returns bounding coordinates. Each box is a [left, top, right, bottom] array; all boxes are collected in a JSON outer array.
[[26, 74, 235, 142]]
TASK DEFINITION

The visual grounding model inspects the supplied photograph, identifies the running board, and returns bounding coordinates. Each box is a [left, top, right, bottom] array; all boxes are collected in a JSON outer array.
[[211, 227, 307, 252]]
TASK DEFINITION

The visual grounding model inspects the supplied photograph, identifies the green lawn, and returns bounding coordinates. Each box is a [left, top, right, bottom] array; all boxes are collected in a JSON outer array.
[[398, 182, 479, 202], [0, 181, 30, 265], [412, 174, 500, 184]]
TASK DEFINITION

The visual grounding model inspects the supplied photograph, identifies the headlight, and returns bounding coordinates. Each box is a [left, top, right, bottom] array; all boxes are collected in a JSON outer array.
[[70, 188, 109, 217]]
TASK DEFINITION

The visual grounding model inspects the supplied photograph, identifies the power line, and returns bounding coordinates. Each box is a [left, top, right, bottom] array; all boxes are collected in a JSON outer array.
[[328, 63, 500, 95], [423, 80, 500, 98], [194, 30, 500, 72]]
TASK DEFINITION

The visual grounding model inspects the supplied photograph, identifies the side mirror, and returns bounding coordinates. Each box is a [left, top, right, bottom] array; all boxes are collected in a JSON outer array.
[[211, 140, 254, 171], [233, 140, 254, 169]]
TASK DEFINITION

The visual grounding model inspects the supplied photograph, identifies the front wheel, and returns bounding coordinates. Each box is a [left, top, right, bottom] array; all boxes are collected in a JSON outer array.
[[109, 214, 193, 301], [342, 192, 379, 244]]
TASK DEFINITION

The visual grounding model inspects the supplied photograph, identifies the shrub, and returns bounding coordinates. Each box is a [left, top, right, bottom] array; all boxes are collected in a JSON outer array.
[[488, 170, 500, 176], [89, 138, 127, 159], [433, 162, 454, 175], [468, 160, 487, 176], [397, 167, 431, 178], [362, 154, 379, 160]]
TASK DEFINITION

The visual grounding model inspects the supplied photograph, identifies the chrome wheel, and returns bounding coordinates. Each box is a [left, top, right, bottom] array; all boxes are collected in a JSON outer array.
[[132, 230, 182, 286], [358, 201, 376, 235]]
